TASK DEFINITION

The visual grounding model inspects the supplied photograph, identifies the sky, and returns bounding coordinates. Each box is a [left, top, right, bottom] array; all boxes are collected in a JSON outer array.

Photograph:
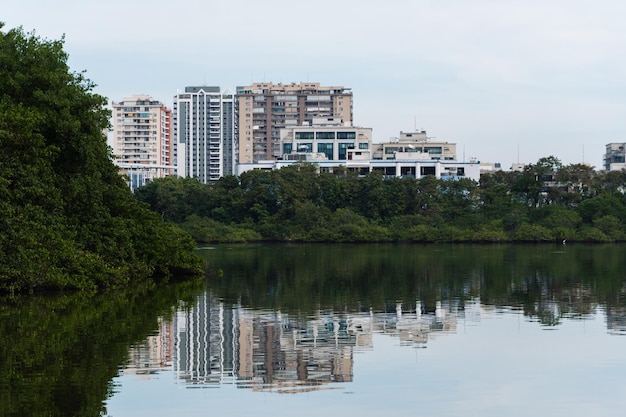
[[4, 0, 626, 169]]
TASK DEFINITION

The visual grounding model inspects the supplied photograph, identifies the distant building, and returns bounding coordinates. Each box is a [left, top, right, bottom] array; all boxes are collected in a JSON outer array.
[[479, 162, 502, 174], [375, 131, 457, 162], [604, 143, 626, 171], [111, 95, 174, 190], [279, 117, 372, 161], [510, 163, 526, 172], [236, 82, 353, 163], [174, 86, 236, 183], [239, 123, 479, 181]]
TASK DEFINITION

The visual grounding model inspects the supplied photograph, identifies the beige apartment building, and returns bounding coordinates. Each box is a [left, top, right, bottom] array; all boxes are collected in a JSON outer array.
[[236, 82, 353, 163], [111, 95, 173, 190]]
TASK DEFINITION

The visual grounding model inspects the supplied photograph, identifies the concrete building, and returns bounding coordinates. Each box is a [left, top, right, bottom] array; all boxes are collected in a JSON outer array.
[[604, 143, 626, 171], [237, 158, 480, 181], [375, 131, 457, 161], [239, 124, 479, 181], [279, 117, 372, 162], [236, 82, 353, 163], [173, 86, 236, 183], [111, 95, 174, 190]]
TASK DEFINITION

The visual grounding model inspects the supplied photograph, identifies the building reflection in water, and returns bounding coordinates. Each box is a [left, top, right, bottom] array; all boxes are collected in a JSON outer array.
[[124, 292, 625, 391], [123, 292, 626, 390], [122, 294, 473, 392]]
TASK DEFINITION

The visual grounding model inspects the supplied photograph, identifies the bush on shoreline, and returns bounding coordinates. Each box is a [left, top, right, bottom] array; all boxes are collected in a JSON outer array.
[[135, 160, 626, 244], [0, 25, 204, 293]]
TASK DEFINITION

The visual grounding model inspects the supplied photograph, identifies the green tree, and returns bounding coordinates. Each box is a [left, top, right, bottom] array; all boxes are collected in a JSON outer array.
[[0, 24, 203, 292]]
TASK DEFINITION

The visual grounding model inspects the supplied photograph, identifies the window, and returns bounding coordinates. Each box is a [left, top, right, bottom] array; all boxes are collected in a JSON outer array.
[[318, 143, 334, 160], [338, 143, 353, 160], [295, 132, 314, 140], [420, 166, 436, 176], [337, 132, 356, 139], [316, 132, 335, 140], [359, 143, 369, 149], [385, 147, 398, 154]]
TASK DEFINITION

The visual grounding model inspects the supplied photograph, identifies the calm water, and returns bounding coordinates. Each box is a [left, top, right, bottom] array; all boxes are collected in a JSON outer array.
[[2, 244, 626, 416]]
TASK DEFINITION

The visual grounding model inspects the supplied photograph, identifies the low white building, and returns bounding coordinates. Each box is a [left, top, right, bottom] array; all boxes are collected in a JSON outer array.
[[237, 123, 480, 181], [374, 131, 457, 162], [237, 122, 480, 181], [237, 157, 480, 182]]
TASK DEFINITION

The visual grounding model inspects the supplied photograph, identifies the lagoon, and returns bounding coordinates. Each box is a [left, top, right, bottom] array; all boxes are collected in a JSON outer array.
[[2, 244, 626, 416]]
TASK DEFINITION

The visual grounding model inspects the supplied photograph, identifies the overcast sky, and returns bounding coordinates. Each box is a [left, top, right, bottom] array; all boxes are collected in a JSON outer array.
[[5, 0, 626, 169]]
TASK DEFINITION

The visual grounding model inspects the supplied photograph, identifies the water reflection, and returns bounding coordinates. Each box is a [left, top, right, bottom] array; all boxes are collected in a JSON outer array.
[[124, 294, 466, 393], [123, 293, 617, 394], [0, 280, 203, 417], [120, 243, 626, 396]]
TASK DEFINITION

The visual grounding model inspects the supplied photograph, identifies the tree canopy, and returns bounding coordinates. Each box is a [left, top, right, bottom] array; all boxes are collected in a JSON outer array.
[[136, 159, 626, 244], [0, 24, 203, 292]]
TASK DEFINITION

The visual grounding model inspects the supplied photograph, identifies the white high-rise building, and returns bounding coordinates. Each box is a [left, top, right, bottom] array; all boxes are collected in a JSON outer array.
[[111, 95, 173, 190], [173, 86, 237, 183]]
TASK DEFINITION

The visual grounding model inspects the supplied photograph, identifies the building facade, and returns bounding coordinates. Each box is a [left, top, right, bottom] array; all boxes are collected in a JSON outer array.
[[375, 131, 457, 161], [604, 143, 626, 171], [236, 82, 353, 164], [237, 158, 480, 182], [279, 117, 372, 162], [174, 86, 237, 183], [240, 125, 478, 181], [111, 95, 173, 190]]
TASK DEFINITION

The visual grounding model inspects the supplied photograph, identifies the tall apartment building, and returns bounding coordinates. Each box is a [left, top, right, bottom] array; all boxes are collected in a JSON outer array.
[[236, 82, 353, 163], [173, 86, 236, 183], [111, 95, 173, 190]]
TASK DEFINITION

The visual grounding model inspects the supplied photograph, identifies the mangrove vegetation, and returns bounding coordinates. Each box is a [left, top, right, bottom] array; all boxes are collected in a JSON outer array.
[[136, 158, 626, 244], [0, 24, 203, 293]]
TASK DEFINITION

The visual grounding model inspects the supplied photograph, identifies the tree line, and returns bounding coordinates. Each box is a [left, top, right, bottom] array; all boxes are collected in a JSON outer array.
[[135, 157, 626, 243]]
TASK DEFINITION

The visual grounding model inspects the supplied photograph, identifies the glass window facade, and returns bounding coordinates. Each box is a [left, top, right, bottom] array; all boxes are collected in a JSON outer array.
[[295, 132, 315, 140], [316, 132, 335, 140], [317, 143, 334, 160], [337, 132, 356, 140], [338, 143, 353, 160]]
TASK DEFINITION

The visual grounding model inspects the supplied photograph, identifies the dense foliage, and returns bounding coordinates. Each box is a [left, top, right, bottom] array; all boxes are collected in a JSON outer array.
[[0, 24, 203, 292], [136, 159, 626, 243]]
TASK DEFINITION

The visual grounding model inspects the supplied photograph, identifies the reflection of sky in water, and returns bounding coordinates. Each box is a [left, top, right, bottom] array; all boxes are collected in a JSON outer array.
[[106, 302, 626, 417]]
